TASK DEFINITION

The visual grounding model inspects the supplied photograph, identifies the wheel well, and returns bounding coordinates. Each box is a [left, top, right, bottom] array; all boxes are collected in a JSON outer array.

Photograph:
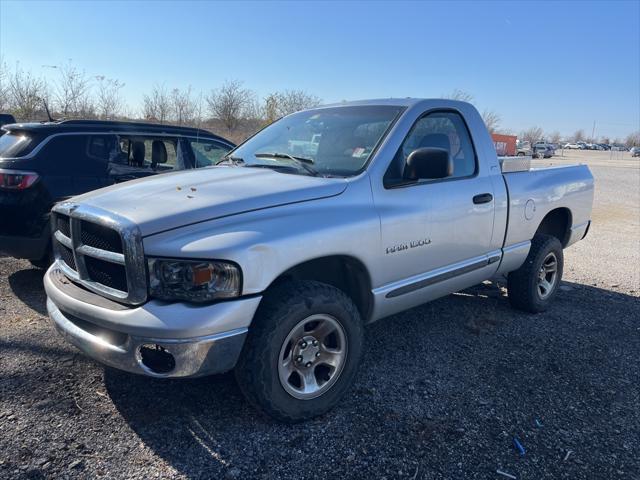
[[271, 256, 373, 321], [535, 208, 572, 247]]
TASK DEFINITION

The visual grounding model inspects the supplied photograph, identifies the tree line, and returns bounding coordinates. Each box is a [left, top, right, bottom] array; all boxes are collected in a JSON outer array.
[[0, 60, 321, 143], [1, 61, 638, 147]]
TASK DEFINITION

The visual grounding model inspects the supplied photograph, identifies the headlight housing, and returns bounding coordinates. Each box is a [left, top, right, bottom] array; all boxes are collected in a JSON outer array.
[[148, 258, 241, 303]]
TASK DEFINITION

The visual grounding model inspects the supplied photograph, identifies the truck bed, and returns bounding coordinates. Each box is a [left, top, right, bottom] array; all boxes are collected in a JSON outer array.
[[501, 163, 594, 259]]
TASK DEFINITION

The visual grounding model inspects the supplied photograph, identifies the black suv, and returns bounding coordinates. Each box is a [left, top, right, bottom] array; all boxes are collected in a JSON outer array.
[[0, 114, 16, 134], [0, 120, 235, 267]]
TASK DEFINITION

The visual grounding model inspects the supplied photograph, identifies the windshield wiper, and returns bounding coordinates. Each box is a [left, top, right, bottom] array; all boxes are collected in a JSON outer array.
[[254, 152, 320, 176], [216, 155, 244, 166]]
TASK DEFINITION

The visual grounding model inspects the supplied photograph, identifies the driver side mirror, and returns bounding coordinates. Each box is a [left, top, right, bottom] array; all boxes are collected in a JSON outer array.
[[404, 147, 453, 180]]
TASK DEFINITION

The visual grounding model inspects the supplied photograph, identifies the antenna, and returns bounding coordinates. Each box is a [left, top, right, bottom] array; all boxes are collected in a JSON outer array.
[[42, 98, 54, 122]]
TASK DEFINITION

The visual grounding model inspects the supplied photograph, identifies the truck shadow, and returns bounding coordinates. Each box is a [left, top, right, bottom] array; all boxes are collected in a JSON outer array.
[[7, 267, 47, 315], [103, 281, 640, 479]]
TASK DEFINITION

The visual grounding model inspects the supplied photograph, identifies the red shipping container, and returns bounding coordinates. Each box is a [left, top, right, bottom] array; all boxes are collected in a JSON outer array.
[[492, 133, 517, 156]]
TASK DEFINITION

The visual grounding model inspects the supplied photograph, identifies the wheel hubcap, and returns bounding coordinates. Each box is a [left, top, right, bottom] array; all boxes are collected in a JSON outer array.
[[278, 314, 347, 400], [537, 252, 558, 299]]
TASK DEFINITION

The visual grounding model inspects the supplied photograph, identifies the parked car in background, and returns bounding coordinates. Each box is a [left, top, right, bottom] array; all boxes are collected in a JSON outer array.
[[534, 142, 555, 155], [0, 114, 16, 135], [533, 143, 554, 158], [563, 142, 581, 149], [612, 144, 628, 151], [0, 120, 235, 267], [43, 98, 594, 422], [516, 140, 532, 156], [631, 146, 640, 157], [598, 144, 611, 151]]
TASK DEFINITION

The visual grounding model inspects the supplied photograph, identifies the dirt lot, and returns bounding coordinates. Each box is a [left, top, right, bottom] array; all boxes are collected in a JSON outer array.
[[1, 150, 638, 479]]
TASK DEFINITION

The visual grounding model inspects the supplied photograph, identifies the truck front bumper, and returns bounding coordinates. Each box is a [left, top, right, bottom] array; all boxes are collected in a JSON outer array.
[[44, 266, 262, 378]]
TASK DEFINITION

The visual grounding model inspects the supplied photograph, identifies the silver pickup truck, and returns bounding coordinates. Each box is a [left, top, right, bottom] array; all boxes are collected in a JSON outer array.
[[44, 99, 594, 422]]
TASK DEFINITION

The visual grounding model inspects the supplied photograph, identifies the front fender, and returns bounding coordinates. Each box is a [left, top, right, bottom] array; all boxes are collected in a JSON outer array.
[[142, 177, 381, 295]]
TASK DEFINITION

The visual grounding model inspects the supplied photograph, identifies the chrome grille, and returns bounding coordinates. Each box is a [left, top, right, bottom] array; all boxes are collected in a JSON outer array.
[[80, 220, 124, 253], [51, 203, 147, 305]]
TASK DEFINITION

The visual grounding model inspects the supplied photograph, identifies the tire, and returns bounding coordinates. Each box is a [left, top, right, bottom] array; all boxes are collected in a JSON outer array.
[[517, 152, 525, 157], [508, 234, 564, 313], [234, 280, 364, 423], [29, 248, 53, 270]]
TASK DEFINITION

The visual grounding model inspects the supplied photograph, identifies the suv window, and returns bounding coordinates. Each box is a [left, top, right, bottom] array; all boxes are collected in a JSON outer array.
[[0, 132, 41, 158], [190, 139, 232, 167], [110, 136, 181, 172], [87, 135, 117, 161], [385, 111, 477, 185]]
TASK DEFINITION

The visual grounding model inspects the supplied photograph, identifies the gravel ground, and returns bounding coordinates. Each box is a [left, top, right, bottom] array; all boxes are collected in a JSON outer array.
[[1, 150, 639, 480]]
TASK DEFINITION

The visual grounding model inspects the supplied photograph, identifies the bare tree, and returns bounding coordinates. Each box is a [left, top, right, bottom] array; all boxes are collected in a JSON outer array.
[[206, 80, 253, 130], [54, 62, 92, 117], [170, 86, 198, 126], [481, 109, 500, 134], [263, 93, 280, 124], [95, 76, 124, 119], [548, 131, 561, 144], [599, 136, 611, 145], [0, 57, 10, 113], [143, 84, 171, 123], [8, 65, 47, 120], [272, 90, 320, 118], [444, 89, 474, 103], [261, 90, 321, 124], [571, 129, 585, 142], [625, 131, 640, 148], [519, 126, 544, 145]]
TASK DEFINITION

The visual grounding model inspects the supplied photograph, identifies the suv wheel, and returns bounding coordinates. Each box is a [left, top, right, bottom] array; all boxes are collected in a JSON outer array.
[[235, 280, 363, 422], [29, 247, 53, 270], [507, 234, 564, 313]]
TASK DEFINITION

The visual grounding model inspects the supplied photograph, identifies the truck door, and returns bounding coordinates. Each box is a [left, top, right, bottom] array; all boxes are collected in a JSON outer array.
[[373, 110, 499, 306]]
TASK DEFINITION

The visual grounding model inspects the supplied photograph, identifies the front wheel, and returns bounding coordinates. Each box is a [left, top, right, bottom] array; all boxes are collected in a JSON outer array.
[[508, 234, 564, 313], [235, 280, 364, 422]]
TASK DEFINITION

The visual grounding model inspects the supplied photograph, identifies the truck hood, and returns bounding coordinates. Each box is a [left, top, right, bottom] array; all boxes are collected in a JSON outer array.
[[71, 167, 348, 236]]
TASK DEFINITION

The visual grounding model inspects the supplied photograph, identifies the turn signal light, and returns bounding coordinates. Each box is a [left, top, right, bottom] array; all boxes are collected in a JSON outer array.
[[0, 169, 40, 190]]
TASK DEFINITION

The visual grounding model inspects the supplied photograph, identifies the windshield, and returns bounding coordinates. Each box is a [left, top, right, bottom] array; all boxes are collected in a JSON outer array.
[[229, 105, 404, 177]]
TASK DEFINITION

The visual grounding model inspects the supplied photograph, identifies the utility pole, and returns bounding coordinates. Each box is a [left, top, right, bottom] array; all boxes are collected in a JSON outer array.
[[591, 120, 596, 143]]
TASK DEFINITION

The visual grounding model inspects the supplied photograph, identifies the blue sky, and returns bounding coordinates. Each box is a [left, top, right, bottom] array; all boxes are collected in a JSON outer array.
[[1, 0, 638, 139]]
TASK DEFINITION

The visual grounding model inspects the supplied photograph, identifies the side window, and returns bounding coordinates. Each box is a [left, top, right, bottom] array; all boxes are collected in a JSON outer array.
[[86, 135, 117, 162], [189, 139, 231, 168], [113, 137, 179, 171], [142, 138, 178, 171], [385, 111, 477, 185]]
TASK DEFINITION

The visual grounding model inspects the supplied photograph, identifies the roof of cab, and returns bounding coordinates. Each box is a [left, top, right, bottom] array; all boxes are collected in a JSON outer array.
[[1, 119, 234, 144], [312, 97, 473, 110]]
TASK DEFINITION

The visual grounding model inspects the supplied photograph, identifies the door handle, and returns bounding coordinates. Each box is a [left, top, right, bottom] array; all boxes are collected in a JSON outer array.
[[473, 193, 493, 204]]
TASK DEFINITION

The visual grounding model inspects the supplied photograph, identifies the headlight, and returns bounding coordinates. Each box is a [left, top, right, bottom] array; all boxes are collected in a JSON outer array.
[[148, 258, 241, 303]]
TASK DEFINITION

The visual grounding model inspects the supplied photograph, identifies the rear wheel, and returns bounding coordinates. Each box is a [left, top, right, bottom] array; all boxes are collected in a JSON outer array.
[[235, 280, 363, 422], [508, 234, 563, 313], [29, 247, 53, 269]]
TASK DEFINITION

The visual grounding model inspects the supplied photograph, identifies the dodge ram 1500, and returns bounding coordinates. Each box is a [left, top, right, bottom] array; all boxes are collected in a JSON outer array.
[[44, 99, 594, 422]]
